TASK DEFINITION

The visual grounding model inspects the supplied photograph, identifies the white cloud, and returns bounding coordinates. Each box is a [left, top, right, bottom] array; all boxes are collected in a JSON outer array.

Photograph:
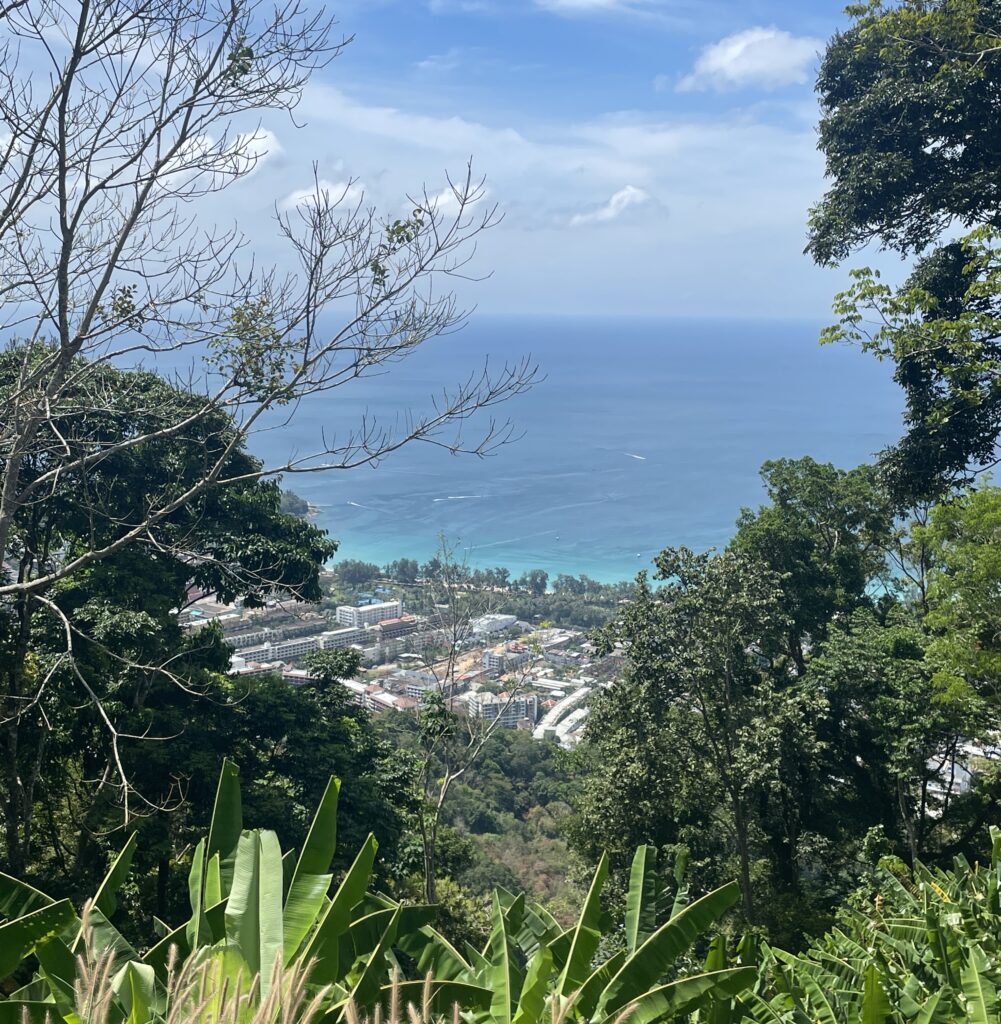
[[427, 0, 494, 12], [223, 81, 831, 315], [426, 182, 491, 216], [677, 27, 822, 92], [160, 129, 283, 189], [535, 0, 654, 12], [281, 179, 365, 210], [570, 185, 650, 226], [297, 85, 643, 183], [235, 129, 283, 174], [415, 47, 466, 72]]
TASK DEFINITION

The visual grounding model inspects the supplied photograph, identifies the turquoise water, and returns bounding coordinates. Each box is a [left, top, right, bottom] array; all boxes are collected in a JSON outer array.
[[249, 315, 903, 583]]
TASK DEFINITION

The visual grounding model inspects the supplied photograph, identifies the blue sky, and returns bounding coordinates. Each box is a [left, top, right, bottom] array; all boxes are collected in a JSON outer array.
[[229, 0, 877, 316]]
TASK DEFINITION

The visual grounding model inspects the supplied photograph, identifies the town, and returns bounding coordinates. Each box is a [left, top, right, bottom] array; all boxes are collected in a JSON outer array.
[[179, 573, 624, 748]]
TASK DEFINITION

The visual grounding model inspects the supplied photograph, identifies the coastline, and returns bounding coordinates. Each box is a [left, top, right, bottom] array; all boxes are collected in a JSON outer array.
[[321, 524, 665, 585]]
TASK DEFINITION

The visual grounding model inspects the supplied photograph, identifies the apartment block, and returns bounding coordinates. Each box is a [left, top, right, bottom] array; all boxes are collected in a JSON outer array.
[[335, 600, 403, 628], [375, 615, 419, 641], [483, 644, 531, 674], [467, 691, 539, 728]]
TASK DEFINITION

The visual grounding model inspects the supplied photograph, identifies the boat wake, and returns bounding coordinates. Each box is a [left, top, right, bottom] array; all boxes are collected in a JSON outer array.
[[468, 529, 558, 551], [432, 495, 483, 502], [346, 500, 391, 516]]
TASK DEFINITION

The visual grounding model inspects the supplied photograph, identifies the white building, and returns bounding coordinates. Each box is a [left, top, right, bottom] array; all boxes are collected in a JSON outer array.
[[471, 613, 517, 636], [554, 706, 589, 748], [533, 686, 592, 741], [226, 627, 278, 650], [319, 627, 367, 649], [228, 655, 286, 678], [391, 670, 439, 700], [241, 635, 322, 662], [238, 626, 365, 665], [483, 644, 531, 674], [336, 600, 403, 628], [341, 679, 369, 707], [468, 692, 539, 728]]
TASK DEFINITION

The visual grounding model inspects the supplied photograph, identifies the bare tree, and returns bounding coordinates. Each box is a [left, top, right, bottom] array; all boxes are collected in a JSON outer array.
[[0, 0, 535, 869], [410, 537, 537, 903]]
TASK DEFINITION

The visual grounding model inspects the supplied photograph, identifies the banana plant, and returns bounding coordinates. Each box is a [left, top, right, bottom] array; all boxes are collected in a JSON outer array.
[[0, 759, 411, 1024], [396, 843, 756, 1024], [734, 826, 1001, 1023]]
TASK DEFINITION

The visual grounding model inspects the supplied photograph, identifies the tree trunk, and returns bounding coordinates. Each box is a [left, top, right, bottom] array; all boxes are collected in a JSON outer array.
[[2, 725, 25, 876], [422, 813, 438, 904], [157, 856, 170, 920], [897, 777, 919, 863], [732, 798, 756, 923]]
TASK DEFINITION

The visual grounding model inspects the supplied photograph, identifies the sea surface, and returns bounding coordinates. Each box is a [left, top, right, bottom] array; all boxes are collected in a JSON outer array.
[[248, 315, 903, 583]]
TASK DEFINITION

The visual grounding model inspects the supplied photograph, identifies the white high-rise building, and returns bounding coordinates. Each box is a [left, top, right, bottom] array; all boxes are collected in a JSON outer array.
[[335, 600, 403, 628], [468, 692, 538, 728]]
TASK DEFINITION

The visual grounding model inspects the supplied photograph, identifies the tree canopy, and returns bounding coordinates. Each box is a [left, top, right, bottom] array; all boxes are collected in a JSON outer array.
[[810, 0, 1001, 265], [571, 467, 1001, 946], [732, 457, 894, 667], [0, 360, 337, 877], [812, 0, 1001, 500]]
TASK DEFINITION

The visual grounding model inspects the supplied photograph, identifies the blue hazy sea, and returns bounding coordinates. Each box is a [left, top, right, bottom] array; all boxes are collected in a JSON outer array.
[[249, 315, 903, 583]]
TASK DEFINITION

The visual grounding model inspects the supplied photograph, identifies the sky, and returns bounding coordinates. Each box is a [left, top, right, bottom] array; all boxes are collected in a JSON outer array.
[[191, 2, 891, 317]]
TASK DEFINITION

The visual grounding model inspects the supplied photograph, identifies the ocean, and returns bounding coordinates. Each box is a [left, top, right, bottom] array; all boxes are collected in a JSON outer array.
[[249, 315, 903, 583]]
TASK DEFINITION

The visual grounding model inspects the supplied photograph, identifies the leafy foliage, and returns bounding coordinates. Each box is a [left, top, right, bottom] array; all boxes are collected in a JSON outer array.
[[809, 0, 1001, 264], [811, 0, 1001, 499], [0, 357, 339, 879], [0, 763, 755, 1024], [569, 546, 820, 935], [732, 458, 894, 666], [740, 828, 1001, 1023], [1, 760, 410, 1022], [822, 231, 1001, 501], [571, 469, 1001, 947]]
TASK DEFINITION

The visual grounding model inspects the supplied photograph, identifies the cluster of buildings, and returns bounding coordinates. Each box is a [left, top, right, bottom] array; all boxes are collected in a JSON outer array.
[[182, 591, 603, 746], [327, 668, 543, 730], [532, 684, 594, 745], [208, 598, 427, 677]]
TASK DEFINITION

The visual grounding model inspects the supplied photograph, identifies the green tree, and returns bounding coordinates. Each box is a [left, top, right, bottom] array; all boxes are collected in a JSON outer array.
[[571, 547, 820, 929], [302, 647, 363, 687], [19, 655, 414, 936], [553, 574, 586, 597], [810, 0, 1001, 264], [922, 485, 1001, 711], [518, 569, 549, 597], [823, 231, 1001, 501], [280, 490, 311, 517], [806, 606, 976, 864], [0, 360, 336, 879], [384, 559, 420, 584], [811, 0, 1001, 500], [731, 458, 894, 670], [332, 560, 383, 586]]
